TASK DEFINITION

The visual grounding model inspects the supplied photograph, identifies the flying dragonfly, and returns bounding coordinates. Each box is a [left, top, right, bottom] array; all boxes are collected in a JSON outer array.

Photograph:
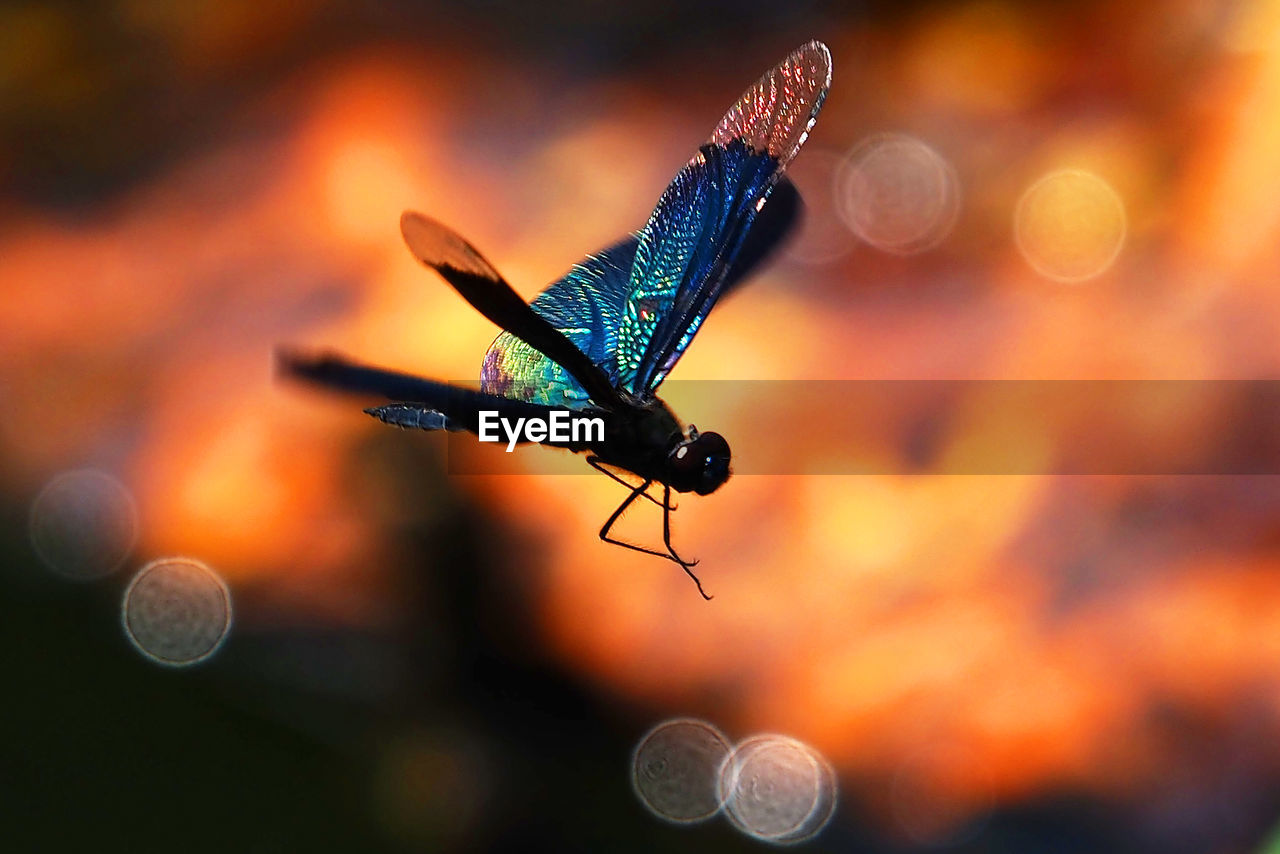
[[280, 41, 831, 599]]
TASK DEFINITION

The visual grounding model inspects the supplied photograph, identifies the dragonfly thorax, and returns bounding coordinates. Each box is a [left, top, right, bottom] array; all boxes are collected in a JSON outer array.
[[590, 399, 729, 495]]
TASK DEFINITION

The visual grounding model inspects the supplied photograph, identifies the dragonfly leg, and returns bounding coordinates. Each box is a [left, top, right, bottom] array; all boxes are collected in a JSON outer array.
[[599, 479, 675, 559], [597, 479, 709, 600], [587, 456, 666, 508], [662, 483, 710, 600]]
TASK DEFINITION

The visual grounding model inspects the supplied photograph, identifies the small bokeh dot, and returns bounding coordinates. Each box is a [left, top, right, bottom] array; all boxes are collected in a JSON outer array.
[[1014, 169, 1127, 282], [29, 468, 137, 581], [836, 133, 960, 255], [122, 557, 232, 667], [631, 718, 731, 824]]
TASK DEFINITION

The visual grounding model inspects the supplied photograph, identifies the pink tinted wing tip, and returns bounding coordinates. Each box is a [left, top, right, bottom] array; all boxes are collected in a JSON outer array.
[[709, 40, 832, 168]]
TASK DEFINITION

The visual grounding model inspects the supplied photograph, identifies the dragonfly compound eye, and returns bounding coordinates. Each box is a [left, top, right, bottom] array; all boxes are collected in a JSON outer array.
[[681, 431, 730, 496]]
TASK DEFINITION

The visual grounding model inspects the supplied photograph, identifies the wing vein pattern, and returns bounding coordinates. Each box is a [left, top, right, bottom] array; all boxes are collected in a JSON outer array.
[[481, 41, 830, 406]]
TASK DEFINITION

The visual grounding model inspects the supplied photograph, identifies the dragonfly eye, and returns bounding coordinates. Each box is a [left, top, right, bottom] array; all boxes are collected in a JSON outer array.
[[668, 430, 731, 495]]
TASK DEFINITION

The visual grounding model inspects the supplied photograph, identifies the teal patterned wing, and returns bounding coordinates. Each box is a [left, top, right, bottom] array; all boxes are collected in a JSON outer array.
[[480, 40, 829, 406], [480, 237, 638, 407], [621, 41, 830, 394]]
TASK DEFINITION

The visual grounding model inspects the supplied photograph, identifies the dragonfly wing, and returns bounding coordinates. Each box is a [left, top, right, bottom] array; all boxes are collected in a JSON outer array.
[[720, 174, 801, 296], [620, 40, 830, 394], [475, 175, 796, 407], [481, 236, 638, 406], [400, 212, 624, 409], [709, 40, 831, 169]]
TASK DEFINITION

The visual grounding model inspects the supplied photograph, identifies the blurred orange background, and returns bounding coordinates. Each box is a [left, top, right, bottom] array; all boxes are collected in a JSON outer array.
[[5, 1, 1280, 850]]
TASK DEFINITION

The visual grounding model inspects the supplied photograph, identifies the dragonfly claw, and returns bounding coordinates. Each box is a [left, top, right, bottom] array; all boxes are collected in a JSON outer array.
[[679, 562, 712, 600], [666, 549, 698, 567]]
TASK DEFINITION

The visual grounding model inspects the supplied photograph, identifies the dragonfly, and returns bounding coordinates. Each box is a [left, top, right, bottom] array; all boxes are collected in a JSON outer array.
[[280, 41, 831, 599]]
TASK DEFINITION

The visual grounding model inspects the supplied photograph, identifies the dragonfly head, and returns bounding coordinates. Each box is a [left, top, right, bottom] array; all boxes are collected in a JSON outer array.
[[668, 425, 731, 495]]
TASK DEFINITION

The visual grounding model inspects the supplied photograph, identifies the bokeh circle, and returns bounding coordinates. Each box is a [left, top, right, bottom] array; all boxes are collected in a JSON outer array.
[[631, 718, 732, 824], [29, 468, 137, 581], [1014, 169, 1127, 282], [835, 133, 960, 255], [718, 734, 838, 845], [122, 557, 232, 667]]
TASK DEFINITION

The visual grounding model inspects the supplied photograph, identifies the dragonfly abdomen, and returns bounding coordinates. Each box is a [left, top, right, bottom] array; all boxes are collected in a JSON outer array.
[[365, 403, 459, 432]]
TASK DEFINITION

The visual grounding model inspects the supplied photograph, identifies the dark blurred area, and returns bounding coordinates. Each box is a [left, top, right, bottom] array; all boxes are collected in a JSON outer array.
[[6, 0, 1280, 852], [0, 0, 837, 207], [0, 438, 736, 853]]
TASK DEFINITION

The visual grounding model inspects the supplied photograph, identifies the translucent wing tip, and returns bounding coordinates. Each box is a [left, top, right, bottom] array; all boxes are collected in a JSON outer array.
[[399, 209, 435, 260], [400, 209, 500, 280], [709, 40, 832, 166], [789, 40, 833, 90]]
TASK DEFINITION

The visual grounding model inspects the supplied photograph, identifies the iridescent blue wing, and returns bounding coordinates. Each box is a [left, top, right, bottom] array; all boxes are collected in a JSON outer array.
[[478, 180, 799, 408], [481, 236, 638, 407], [401, 211, 625, 410], [479, 41, 826, 405], [619, 41, 831, 394]]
